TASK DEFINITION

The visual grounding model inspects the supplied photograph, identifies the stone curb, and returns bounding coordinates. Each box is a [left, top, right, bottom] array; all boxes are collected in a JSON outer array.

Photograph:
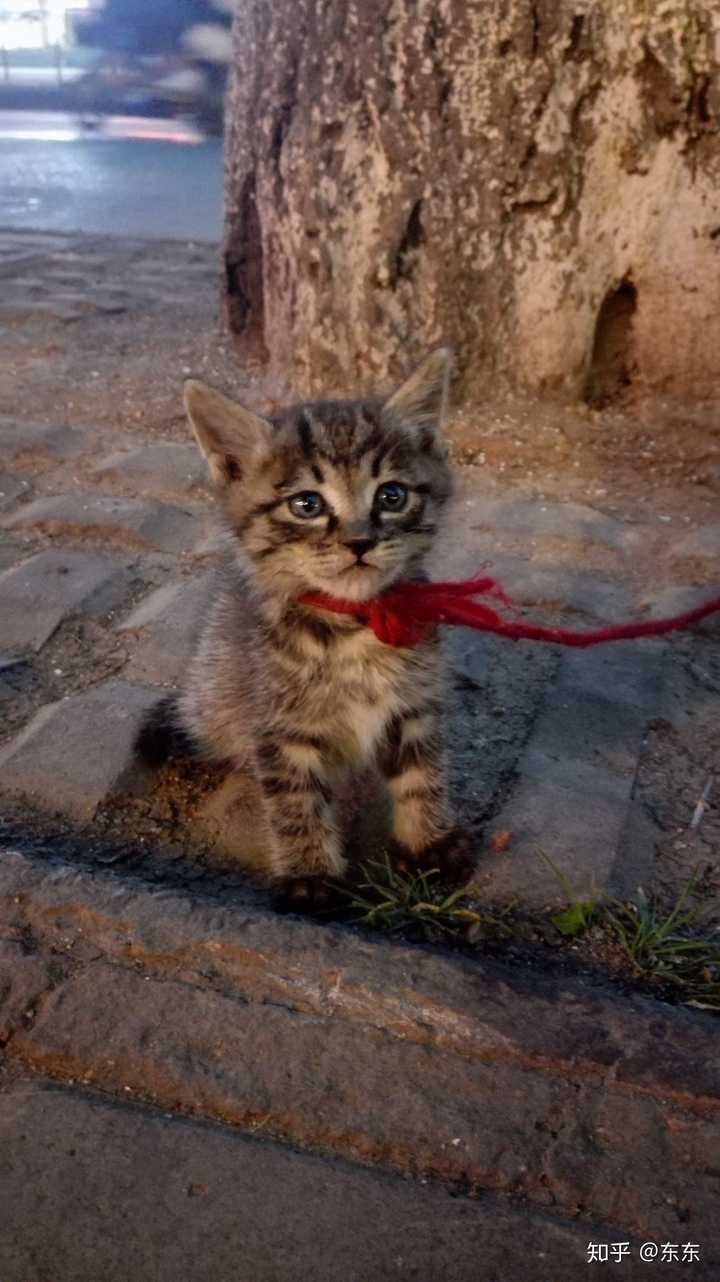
[[0, 847, 717, 1252]]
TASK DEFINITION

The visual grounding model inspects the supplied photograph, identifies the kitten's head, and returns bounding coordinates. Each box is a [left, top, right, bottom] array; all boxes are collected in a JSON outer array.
[[185, 349, 454, 602]]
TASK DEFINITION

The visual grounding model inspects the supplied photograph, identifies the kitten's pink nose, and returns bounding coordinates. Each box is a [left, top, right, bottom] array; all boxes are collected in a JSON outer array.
[[343, 538, 376, 560]]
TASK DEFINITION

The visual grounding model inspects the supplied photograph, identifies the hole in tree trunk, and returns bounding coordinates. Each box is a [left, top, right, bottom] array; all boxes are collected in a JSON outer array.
[[224, 172, 267, 359], [390, 200, 425, 287], [585, 279, 638, 407], [565, 14, 586, 60]]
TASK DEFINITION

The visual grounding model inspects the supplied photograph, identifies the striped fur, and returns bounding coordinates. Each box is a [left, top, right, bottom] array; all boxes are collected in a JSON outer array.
[[144, 350, 463, 888]]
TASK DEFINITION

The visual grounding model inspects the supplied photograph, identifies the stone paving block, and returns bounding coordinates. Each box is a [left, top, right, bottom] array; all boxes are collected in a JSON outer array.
[[0, 679, 156, 820], [0, 232, 69, 260], [0, 548, 132, 653], [0, 284, 127, 321], [462, 493, 626, 548], [0, 296, 83, 323], [520, 747, 630, 802], [117, 573, 214, 684], [479, 775, 631, 906], [91, 443, 208, 501], [462, 553, 637, 619], [642, 585, 720, 631], [41, 269, 99, 288], [612, 796, 667, 902], [529, 691, 644, 780], [2, 493, 200, 554], [555, 641, 667, 715], [47, 288, 130, 315], [499, 559, 636, 619], [430, 534, 635, 619], [0, 539, 20, 574], [0, 473, 31, 512], [669, 524, 720, 562], [477, 679, 655, 905], [0, 419, 88, 471], [0, 250, 47, 279]]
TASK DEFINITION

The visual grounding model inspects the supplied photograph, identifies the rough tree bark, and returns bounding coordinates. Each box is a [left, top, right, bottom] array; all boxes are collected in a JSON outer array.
[[224, 1, 720, 403]]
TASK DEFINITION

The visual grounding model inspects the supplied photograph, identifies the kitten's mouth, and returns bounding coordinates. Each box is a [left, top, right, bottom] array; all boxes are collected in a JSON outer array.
[[326, 560, 384, 597], [340, 558, 378, 574], [315, 559, 399, 601]]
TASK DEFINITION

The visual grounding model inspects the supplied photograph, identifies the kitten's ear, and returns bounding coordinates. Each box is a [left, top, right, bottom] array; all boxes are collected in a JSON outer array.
[[183, 380, 272, 487], [383, 347, 452, 433]]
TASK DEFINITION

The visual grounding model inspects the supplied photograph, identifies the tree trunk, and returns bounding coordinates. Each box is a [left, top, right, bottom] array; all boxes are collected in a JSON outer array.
[[224, 1, 720, 403]]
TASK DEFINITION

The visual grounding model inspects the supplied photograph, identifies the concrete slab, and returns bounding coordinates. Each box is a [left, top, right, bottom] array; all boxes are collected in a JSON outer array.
[[0, 1077, 639, 1282]]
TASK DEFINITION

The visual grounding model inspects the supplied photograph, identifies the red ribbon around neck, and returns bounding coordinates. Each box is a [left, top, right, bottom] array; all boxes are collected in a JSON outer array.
[[300, 573, 720, 650]]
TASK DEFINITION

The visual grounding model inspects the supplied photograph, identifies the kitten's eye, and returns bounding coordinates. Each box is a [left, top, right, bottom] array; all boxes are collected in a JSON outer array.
[[376, 481, 408, 513], [288, 491, 326, 519]]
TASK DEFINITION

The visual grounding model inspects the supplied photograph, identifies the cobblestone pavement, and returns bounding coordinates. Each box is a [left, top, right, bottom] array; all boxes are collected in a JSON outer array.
[[0, 229, 717, 912], [0, 365, 717, 907], [0, 229, 220, 323]]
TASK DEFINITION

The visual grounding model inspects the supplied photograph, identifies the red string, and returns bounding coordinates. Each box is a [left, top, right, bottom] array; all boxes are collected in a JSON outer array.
[[300, 574, 720, 650]]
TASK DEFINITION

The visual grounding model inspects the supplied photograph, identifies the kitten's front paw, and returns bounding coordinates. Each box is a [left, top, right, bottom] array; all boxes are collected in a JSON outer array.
[[389, 828, 476, 884], [272, 875, 342, 917]]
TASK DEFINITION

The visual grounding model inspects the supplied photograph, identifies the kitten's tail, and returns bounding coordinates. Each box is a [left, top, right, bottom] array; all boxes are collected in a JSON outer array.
[[134, 694, 195, 767]]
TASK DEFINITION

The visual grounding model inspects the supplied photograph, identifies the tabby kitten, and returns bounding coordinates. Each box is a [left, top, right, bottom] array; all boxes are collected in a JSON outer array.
[[137, 348, 473, 905]]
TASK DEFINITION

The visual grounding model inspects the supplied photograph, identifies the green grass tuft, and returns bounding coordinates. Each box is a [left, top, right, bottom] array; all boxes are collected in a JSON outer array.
[[538, 854, 720, 1011], [602, 880, 720, 1010], [334, 850, 720, 1013], [337, 854, 507, 942], [538, 850, 599, 937]]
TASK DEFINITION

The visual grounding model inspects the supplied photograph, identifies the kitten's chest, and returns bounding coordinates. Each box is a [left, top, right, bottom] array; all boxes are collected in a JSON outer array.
[[320, 632, 427, 763]]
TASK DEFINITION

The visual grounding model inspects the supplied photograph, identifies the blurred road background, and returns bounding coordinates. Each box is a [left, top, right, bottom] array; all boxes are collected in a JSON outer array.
[[0, 0, 228, 241], [0, 110, 223, 240]]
